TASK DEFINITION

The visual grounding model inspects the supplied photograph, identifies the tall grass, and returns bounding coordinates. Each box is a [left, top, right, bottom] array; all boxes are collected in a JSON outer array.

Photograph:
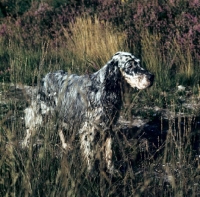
[[62, 15, 128, 71], [0, 15, 128, 85], [140, 31, 171, 89], [0, 96, 199, 196], [137, 29, 200, 109], [141, 30, 198, 88]]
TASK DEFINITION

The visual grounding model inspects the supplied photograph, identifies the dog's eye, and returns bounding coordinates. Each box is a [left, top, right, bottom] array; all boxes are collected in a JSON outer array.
[[126, 60, 137, 68], [126, 63, 132, 68], [134, 61, 138, 66]]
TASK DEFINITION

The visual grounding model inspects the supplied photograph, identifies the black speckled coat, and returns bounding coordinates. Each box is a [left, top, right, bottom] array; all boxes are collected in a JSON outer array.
[[38, 59, 122, 129]]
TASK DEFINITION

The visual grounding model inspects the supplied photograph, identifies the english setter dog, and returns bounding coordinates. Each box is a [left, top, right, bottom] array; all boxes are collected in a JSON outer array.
[[22, 51, 154, 174]]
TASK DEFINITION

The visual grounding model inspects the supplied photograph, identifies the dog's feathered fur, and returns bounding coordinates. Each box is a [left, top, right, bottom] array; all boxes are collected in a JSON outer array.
[[23, 51, 154, 174]]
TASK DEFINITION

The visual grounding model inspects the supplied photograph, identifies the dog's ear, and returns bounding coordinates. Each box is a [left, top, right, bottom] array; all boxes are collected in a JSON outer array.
[[104, 60, 121, 87], [109, 58, 119, 67], [110, 54, 123, 69]]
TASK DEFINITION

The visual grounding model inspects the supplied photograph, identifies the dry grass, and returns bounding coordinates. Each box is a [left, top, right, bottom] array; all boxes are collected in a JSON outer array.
[[62, 15, 128, 71], [140, 30, 171, 91], [141, 30, 196, 84], [172, 40, 194, 78], [0, 94, 199, 196], [141, 30, 163, 73]]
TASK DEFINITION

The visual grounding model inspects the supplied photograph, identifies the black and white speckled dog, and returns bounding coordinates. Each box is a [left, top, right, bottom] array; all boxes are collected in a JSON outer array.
[[22, 51, 154, 174]]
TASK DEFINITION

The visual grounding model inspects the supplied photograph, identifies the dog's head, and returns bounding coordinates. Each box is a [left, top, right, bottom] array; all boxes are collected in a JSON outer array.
[[112, 52, 154, 89]]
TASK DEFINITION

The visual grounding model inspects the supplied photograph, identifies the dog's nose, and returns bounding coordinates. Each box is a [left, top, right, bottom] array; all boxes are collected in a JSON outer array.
[[148, 74, 154, 81]]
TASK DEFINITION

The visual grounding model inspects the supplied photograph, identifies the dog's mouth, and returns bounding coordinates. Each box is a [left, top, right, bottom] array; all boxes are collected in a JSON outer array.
[[123, 73, 154, 89]]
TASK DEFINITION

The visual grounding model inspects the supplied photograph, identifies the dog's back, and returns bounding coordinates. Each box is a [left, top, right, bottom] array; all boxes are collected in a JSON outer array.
[[37, 70, 94, 123]]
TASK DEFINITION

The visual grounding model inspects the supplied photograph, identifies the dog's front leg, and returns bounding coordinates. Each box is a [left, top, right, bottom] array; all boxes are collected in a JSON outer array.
[[21, 129, 32, 148], [80, 122, 95, 173], [104, 137, 115, 174]]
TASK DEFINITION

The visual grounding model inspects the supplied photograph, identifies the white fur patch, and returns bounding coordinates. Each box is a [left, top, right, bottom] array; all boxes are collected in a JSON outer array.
[[80, 122, 95, 171], [24, 102, 42, 129], [122, 72, 152, 89]]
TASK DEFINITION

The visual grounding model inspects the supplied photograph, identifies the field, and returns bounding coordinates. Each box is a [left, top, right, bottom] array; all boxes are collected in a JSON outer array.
[[0, 0, 200, 196]]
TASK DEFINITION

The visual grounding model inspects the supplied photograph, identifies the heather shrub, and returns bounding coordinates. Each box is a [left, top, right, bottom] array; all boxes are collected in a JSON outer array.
[[0, 0, 31, 17], [0, 0, 200, 86], [96, 0, 200, 82]]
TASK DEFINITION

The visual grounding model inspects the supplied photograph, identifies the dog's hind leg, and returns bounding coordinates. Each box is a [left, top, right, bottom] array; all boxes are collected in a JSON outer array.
[[22, 102, 42, 148]]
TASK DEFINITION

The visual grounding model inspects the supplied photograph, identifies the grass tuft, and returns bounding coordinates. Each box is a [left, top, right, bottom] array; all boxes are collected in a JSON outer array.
[[62, 15, 128, 72]]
